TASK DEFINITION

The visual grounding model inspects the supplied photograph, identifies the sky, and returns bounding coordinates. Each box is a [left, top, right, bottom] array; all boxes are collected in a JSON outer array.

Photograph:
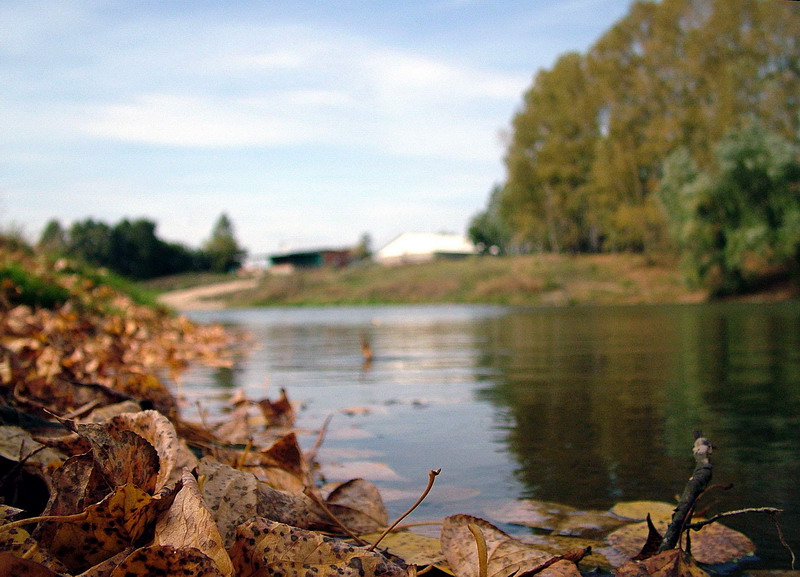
[[1, 0, 635, 258]]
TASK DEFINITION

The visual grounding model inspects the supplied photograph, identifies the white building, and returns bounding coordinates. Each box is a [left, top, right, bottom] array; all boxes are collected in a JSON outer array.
[[374, 232, 477, 266]]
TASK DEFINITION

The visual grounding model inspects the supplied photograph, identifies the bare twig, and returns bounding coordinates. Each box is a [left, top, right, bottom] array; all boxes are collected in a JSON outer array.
[[685, 507, 783, 531], [306, 413, 333, 463], [659, 432, 713, 552], [368, 469, 441, 552], [686, 507, 794, 570]]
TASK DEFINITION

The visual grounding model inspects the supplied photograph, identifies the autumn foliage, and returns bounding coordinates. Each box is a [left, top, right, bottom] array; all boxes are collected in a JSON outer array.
[[0, 248, 762, 576]]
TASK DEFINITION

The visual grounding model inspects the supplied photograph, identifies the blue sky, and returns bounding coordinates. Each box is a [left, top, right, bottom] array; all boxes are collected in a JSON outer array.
[[1, 0, 634, 256]]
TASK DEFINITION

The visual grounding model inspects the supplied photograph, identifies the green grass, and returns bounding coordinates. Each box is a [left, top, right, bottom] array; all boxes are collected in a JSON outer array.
[[140, 271, 239, 293], [0, 263, 70, 308], [215, 253, 707, 308]]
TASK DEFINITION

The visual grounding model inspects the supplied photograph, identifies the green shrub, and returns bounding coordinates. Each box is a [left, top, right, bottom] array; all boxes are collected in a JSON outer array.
[[0, 263, 70, 309]]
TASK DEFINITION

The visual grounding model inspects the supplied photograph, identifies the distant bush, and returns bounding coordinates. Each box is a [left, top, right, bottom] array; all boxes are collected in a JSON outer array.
[[0, 263, 70, 309]]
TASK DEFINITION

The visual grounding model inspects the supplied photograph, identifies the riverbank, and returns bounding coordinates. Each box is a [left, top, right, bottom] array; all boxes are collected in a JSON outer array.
[[155, 253, 713, 310]]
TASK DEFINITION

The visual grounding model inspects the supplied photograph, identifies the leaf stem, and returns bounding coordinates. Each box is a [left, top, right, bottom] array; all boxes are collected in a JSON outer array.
[[0, 511, 89, 533], [468, 522, 489, 577], [368, 469, 440, 552]]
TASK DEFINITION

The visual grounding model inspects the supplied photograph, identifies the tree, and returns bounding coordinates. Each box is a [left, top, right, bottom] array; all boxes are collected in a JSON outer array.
[[38, 219, 67, 254], [67, 219, 113, 268], [502, 52, 599, 252], [351, 233, 373, 261], [203, 213, 246, 273], [110, 218, 163, 279], [492, 0, 800, 254], [468, 184, 512, 255], [658, 125, 800, 295]]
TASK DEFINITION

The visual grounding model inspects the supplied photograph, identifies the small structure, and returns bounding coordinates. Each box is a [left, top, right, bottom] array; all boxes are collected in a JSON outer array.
[[269, 248, 351, 274], [374, 232, 477, 266]]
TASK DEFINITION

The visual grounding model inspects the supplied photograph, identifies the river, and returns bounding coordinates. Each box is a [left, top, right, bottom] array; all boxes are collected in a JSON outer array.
[[182, 302, 800, 570]]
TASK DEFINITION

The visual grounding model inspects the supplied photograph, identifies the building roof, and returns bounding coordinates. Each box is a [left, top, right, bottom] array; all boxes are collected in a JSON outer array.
[[375, 232, 476, 261]]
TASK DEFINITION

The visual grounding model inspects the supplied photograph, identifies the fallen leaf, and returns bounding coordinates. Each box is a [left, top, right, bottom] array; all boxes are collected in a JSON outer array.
[[514, 533, 611, 570], [326, 478, 389, 534], [259, 432, 308, 482], [57, 417, 159, 493], [537, 559, 584, 577], [109, 545, 225, 577], [258, 388, 295, 427], [229, 517, 407, 577], [441, 514, 554, 577], [320, 460, 404, 481], [361, 530, 447, 567], [83, 400, 144, 422], [108, 410, 198, 492], [49, 483, 161, 572], [615, 548, 709, 577], [606, 518, 756, 566], [0, 551, 63, 577], [611, 502, 677, 522], [0, 524, 69, 573], [197, 458, 329, 548], [154, 469, 233, 577], [0, 425, 66, 471], [0, 504, 24, 522], [486, 499, 626, 538]]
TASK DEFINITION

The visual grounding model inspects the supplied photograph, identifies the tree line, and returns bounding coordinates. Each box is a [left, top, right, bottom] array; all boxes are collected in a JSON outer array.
[[38, 213, 246, 280], [470, 0, 800, 295]]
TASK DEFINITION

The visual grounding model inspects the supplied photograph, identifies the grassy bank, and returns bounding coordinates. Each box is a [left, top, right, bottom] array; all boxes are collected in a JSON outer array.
[[202, 253, 710, 308]]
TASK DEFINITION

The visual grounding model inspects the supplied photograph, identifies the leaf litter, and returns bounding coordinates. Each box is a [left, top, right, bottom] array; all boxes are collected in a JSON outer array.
[[0, 250, 783, 576]]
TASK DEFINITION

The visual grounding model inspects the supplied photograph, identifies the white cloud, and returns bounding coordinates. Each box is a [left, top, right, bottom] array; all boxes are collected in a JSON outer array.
[[85, 94, 323, 148], [76, 23, 527, 162]]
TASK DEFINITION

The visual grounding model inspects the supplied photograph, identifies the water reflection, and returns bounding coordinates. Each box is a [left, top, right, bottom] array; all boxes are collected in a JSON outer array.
[[477, 303, 800, 567], [183, 303, 800, 569]]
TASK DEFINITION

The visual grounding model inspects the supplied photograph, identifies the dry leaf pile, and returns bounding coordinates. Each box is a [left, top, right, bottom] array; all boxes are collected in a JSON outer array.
[[0, 250, 765, 577]]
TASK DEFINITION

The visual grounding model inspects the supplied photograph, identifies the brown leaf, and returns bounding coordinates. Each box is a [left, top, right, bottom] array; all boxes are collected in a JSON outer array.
[[58, 417, 159, 493], [326, 478, 389, 534], [487, 499, 625, 537], [43, 453, 109, 515], [36, 452, 110, 548], [109, 545, 225, 577], [257, 388, 295, 427], [632, 514, 663, 561], [229, 517, 407, 577], [360, 530, 446, 567], [615, 549, 709, 577], [536, 559, 583, 577], [611, 502, 677, 522], [607, 517, 756, 566], [258, 431, 309, 483], [108, 410, 198, 492], [197, 457, 329, 548], [441, 514, 554, 577], [154, 469, 234, 577], [0, 551, 64, 577], [0, 425, 66, 471], [0, 524, 69, 573], [49, 483, 161, 572]]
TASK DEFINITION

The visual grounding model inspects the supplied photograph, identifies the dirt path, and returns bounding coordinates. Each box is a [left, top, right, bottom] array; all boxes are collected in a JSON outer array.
[[157, 278, 259, 311]]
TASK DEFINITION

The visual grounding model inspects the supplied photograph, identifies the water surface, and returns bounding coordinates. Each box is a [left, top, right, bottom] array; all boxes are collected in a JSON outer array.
[[184, 303, 800, 569]]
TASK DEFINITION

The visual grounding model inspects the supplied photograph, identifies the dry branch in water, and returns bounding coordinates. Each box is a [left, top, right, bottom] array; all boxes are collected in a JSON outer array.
[[658, 432, 713, 552]]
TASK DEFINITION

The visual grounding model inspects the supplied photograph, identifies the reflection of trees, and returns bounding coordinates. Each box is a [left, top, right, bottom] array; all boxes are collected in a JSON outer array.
[[212, 366, 237, 389], [474, 304, 800, 564], [475, 308, 691, 509]]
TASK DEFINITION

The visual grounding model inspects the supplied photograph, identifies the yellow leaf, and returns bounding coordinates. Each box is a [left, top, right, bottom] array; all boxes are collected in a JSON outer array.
[[154, 469, 234, 577], [109, 545, 224, 577], [441, 514, 554, 577], [230, 518, 407, 577]]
